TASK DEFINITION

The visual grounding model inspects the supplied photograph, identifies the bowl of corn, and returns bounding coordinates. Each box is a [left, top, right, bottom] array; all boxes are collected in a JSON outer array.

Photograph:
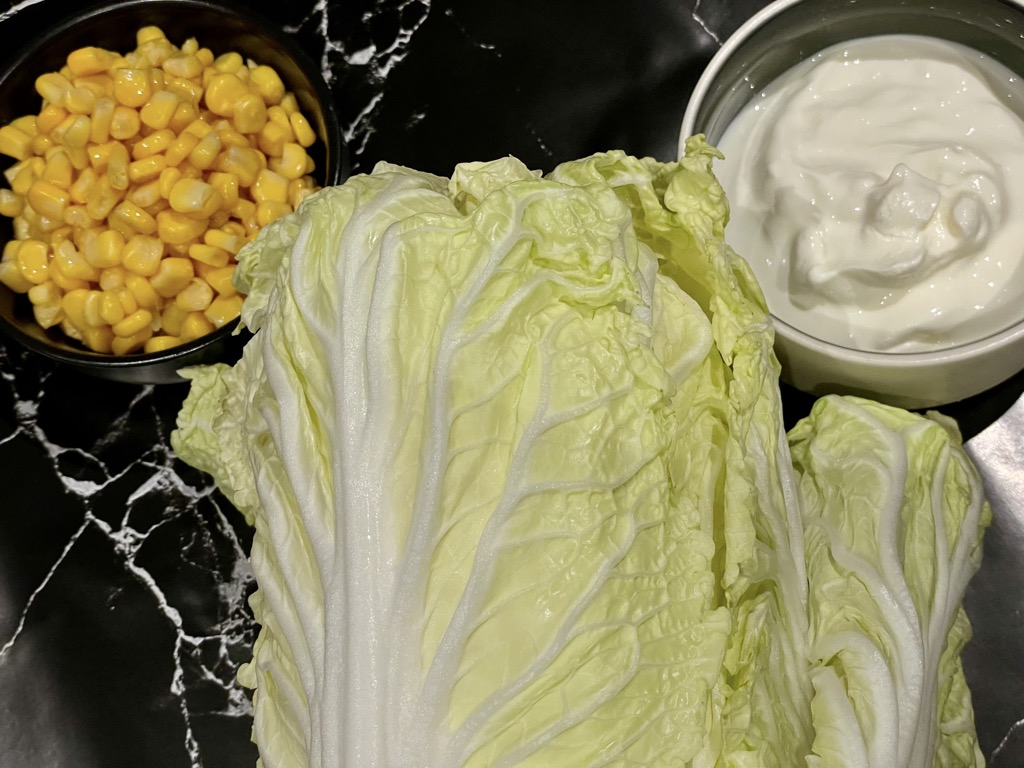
[[0, 0, 347, 384]]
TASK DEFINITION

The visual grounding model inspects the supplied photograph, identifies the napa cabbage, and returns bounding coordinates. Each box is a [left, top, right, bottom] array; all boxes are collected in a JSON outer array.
[[171, 138, 988, 768]]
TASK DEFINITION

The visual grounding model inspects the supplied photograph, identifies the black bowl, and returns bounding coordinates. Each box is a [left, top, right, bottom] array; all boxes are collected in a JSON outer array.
[[0, 0, 348, 384]]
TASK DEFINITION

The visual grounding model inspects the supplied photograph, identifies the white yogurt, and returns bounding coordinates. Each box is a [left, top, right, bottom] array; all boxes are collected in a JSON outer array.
[[715, 34, 1024, 352]]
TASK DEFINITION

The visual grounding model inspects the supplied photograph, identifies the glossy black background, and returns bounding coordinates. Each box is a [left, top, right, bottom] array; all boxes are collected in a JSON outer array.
[[1, 1, 1022, 766]]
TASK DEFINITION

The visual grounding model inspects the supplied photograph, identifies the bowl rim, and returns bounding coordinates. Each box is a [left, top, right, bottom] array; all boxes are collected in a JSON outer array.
[[0, 0, 345, 372], [681, 0, 1024, 366]]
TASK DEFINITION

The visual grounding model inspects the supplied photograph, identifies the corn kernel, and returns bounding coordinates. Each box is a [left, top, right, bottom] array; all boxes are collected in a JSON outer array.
[[280, 92, 299, 115], [89, 97, 115, 143], [65, 85, 98, 115], [215, 124, 250, 149], [167, 101, 198, 134], [52, 239, 100, 281], [136, 26, 166, 45], [123, 274, 155, 311], [216, 145, 261, 187], [49, 263, 88, 292], [17, 239, 50, 284], [27, 179, 70, 220], [143, 334, 182, 353], [35, 72, 72, 106], [110, 104, 141, 140], [74, 73, 114, 98], [201, 226, 243, 255], [98, 265, 127, 291], [0, 125, 33, 160], [0, 189, 23, 217], [132, 128, 174, 159], [158, 166, 182, 199], [128, 179, 161, 208], [169, 177, 223, 216], [121, 234, 163, 276], [51, 114, 90, 148], [204, 294, 243, 328], [175, 277, 213, 311], [67, 167, 96, 205], [67, 145, 90, 172], [232, 92, 268, 134], [42, 148, 73, 188], [157, 209, 208, 246], [111, 307, 152, 337], [0, 260, 32, 292], [164, 74, 203, 104], [212, 51, 243, 74], [163, 54, 203, 79], [188, 131, 221, 170], [289, 112, 316, 148], [111, 326, 154, 355], [67, 46, 116, 77], [257, 200, 291, 227], [251, 168, 288, 205], [204, 264, 237, 296], [164, 130, 199, 167], [84, 176, 120, 220], [160, 301, 188, 335], [257, 119, 289, 157], [36, 104, 68, 135], [83, 325, 115, 352], [271, 142, 308, 180], [110, 200, 158, 236], [188, 242, 229, 267], [99, 289, 125, 325], [150, 255, 194, 296], [207, 171, 239, 209], [127, 154, 167, 184], [82, 228, 124, 269], [180, 309, 215, 340], [30, 133, 54, 156], [106, 140, 130, 190], [249, 65, 285, 105], [205, 73, 248, 117], [113, 68, 152, 107]]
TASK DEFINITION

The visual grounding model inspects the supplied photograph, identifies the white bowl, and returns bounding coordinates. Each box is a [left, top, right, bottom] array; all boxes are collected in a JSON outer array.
[[679, 0, 1024, 410]]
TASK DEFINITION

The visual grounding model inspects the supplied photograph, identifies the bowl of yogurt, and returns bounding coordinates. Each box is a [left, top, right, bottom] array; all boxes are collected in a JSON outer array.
[[680, 0, 1024, 409]]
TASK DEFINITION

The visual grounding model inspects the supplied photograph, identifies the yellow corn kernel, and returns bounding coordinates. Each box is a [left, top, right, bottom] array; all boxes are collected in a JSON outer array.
[[42, 148, 73, 188], [216, 145, 261, 187], [158, 166, 182, 199], [157, 209, 207, 246], [257, 120, 289, 157], [83, 228, 125, 269], [49, 263, 88, 292], [249, 65, 285, 105], [6, 157, 40, 194], [204, 293, 243, 329], [188, 242, 229, 267], [52, 239, 100, 281], [27, 179, 70, 220], [289, 111, 316, 148], [28, 280, 62, 306], [143, 199, 169, 218], [288, 178, 315, 210], [123, 274, 155, 311], [67, 145, 90, 172], [160, 301, 188, 335], [184, 116, 213, 138], [148, 66, 166, 95], [138, 90, 179, 131], [128, 154, 167, 184], [111, 326, 153, 354], [67, 46, 115, 77], [207, 171, 239, 209], [143, 334, 181, 353], [51, 114, 91, 149], [179, 310, 214, 340], [164, 130, 199, 167], [232, 92, 268, 134], [150, 255, 194, 296], [0, 189, 23, 217], [0, 259, 32, 292], [257, 200, 291, 227], [32, 300, 65, 330], [110, 200, 158, 236], [99, 289, 125, 325], [128, 179, 161, 208], [65, 85, 98, 115], [280, 92, 299, 115], [9, 115, 35, 136], [84, 98, 114, 144], [35, 72, 72, 106], [215, 124, 250, 149], [162, 54, 203, 80], [74, 73, 114, 98], [212, 51, 243, 74], [85, 176, 120, 221], [204, 264, 237, 296], [230, 197, 257, 230], [132, 128, 174, 159], [167, 101, 198, 134], [82, 325, 114, 352], [121, 234, 163, 276], [188, 131, 222, 170], [112, 68, 152, 108], [251, 168, 288, 205], [110, 105, 141, 140], [107, 141, 130, 190], [175, 277, 213, 311], [136, 26, 166, 45], [205, 73, 248, 117], [0, 124, 33, 160], [111, 307, 152, 337], [30, 133, 54, 156], [67, 167, 96, 205], [36, 104, 67, 135], [202, 226, 243, 255], [270, 142, 307, 180], [164, 75, 203, 105], [98, 265, 127, 291], [61, 286, 89, 327], [169, 177, 223, 216], [16, 239, 50, 284]]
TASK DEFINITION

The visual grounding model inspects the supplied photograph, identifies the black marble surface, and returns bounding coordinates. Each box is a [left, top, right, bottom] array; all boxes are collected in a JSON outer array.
[[1, 1, 1022, 766]]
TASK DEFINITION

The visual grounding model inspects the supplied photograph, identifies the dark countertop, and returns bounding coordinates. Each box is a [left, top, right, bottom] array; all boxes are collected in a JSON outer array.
[[0, 1, 1022, 766]]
